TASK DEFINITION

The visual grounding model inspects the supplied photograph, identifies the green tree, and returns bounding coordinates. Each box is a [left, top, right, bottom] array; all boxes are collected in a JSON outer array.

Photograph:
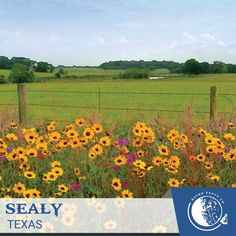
[[183, 59, 201, 75], [0, 56, 11, 69], [35, 61, 54, 72], [9, 63, 34, 83], [210, 61, 228, 73]]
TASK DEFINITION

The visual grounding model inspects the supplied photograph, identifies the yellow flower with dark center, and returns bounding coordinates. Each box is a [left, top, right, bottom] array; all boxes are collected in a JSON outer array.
[[49, 131, 61, 142], [114, 155, 127, 166], [198, 127, 207, 135], [30, 189, 41, 198], [74, 167, 80, 176], [132, 126, 142, 136], [180, 134, 188, 143], [228, 122, 235, 128], [92, 123, 103, 133], [133, 159, 146, 169], [18, 154, 28, 163], [10, 122, 18, 129], [24, 131, 38, 144], [52, 167, 64, 176], [58, 140, 69, 148], [66, 129, 79, 139], [6, 133, 18, 141], [206, 145, 216, 154], [58, 184, 69, 193], [224, 133, 235, 141], [19, 163, 30, 170], [13, 182, 26, 194], [88, 151, 97, 159], [132, 137, 143, 147], [83, 128, 95, 140], [6, 150, 18, 161], [16, 147, 25, 155], [99, 136, 111, 147], [224, 149, 236, 161], [205, 161, 214, 170], [91, 144, 103, 155], [152, 156, 163, 166], [169, 155, 180, 168], [204, 135, 216, 145], [111, 178, 122, 191], [23, 171, 36, 179], [46, 172, 58, 181], [168, 178, 180, 187], [158, 145, 169, 156], [167, 129, 179, 141], [196, 154, 206, 162], [79, 137, 88, 145], [26, 148, 38, 158], [137, 150, 144, 157], [75, 118, 86, 127], [69, 137, 82, 148], [51, 161, 61, 168], [165, 166, 178, 175], [36, 142, 48, 150], [210, 175, 220, 182], [121, 189, 133, 198]]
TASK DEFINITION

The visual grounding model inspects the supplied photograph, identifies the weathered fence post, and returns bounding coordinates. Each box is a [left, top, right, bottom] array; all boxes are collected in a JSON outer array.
[[17, 83, 27, 125], [210, 86, 218, 121]]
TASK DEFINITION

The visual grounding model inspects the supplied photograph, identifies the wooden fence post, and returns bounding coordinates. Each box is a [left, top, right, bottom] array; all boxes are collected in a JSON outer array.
[[17, 83, 27, 125], [210, 86, 218, 121]]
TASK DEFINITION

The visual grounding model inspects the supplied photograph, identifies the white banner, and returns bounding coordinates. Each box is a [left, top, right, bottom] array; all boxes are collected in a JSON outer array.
[[0, 199, 178, 233]]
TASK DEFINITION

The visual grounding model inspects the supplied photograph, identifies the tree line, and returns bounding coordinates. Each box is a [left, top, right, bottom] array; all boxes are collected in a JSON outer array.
[[99, 59, 236, 75], [0, 56, 54, 72]]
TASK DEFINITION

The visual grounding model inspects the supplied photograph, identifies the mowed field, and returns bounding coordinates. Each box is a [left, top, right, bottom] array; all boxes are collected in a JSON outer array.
[[0, 68, 235, 125]]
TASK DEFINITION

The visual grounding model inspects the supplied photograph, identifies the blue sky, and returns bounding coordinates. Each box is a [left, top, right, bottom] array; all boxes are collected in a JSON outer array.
[[0, 0, 236, 66]]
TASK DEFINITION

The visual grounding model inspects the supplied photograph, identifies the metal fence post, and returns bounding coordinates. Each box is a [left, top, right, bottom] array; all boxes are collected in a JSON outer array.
[[210, 86, 218, 121], [17, 83, 27, 125]]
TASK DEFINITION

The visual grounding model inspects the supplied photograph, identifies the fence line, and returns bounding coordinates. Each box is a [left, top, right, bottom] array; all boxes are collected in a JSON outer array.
[[0, 85, 236, 124]]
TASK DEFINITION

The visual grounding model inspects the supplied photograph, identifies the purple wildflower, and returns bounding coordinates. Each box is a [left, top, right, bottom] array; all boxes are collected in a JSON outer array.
[[71, 183, 81, 191], [113, 165, 121, 171], [118, 139, 129, 146]]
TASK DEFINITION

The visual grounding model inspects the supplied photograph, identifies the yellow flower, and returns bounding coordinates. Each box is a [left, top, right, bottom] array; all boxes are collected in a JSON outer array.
[[6, 133, 18, 141], [168, 178, 180, 187], [158, 145, 169, 156], [74, 167, 80, 176], [167, 129, 179, 141], [13, 182, 26, 194], [58, 184, 69, 193], [52, 167, 64, 176], [46, 172, 58, 181], [137, 150, 144, 158], [23, 171, 36, 179], [99, 136, 111, 147], [224, 133, 235, 141], [48, 131, 61, 142], [91, 144, 103, 155], [152, 156, 162, 166], [66, 129, 79, 139], [133, 159, 146, 169], [111, 178, 122, 191], [24, 131, 38, 144], [210, 175, 220, 182], [75, 117, 86, 127], [196, 154, 206, 162], [26, 148, 38, 157], [83, 128, 95, 140], [205, 161, 214, 170], [121, 189, 133, 198], [114, 155, 127, 166], [10, 122, 18, 129], [92, 123, 103, 133], [51, 161, 61, 168], [88, 151, 97, 159]]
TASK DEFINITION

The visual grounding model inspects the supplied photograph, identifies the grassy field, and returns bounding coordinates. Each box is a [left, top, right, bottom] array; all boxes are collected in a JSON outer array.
[[0, 69, 235, 125]]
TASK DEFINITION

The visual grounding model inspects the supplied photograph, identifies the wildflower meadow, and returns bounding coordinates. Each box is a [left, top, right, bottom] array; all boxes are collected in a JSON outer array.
[[0, 115, 235, 198]]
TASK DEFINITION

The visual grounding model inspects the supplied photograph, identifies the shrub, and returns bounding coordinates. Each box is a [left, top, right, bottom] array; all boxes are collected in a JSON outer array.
[[0, 75, 7, 84], [117, 68, 150, 79]]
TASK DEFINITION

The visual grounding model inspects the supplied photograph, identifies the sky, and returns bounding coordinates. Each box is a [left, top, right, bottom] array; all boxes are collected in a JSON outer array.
[[0, 0, 236, 66]]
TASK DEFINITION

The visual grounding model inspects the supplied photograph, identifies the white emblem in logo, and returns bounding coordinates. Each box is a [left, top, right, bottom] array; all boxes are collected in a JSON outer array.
[[187, 192, 228, 231]]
